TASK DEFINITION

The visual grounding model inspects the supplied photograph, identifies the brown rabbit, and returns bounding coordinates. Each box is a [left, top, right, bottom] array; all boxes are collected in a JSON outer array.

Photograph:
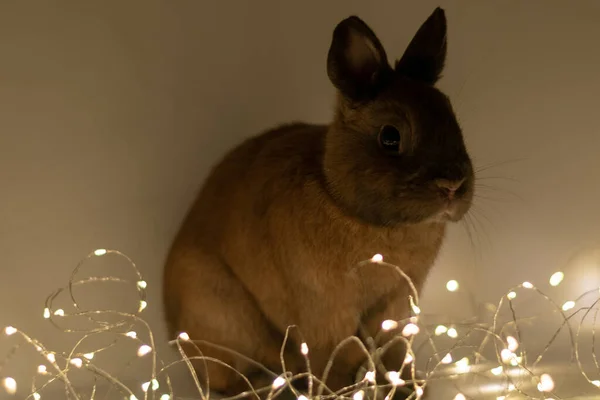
[[163, 7, 474, 399]]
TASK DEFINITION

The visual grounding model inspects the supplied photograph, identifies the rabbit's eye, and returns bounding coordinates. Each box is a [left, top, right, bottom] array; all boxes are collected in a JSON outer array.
[[378, 125, 401, 153]]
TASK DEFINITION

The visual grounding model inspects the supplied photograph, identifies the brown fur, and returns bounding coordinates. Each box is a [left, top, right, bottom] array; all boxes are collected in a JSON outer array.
[[163, 7, 474, 398]]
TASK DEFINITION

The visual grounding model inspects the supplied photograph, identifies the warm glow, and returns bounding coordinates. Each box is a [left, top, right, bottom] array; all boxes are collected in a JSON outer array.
[[178, 332, 190, 341], [4, 326, 17, 336], [126, 331, 137, 338], [353, 391, 365, 400], [300, 342, 309, 355], [137, 345, 152, 357], [435, 325, 448, 336], [137, 280, 147, 289], [371, 254, 383, 263], [441, 353, 452, 364], [160, 395, 171, 400], [142, 379, 160, 392], [83, 352, 94, 360], [54, 309, 65, 316], [70, 358, 83, 368], [549, 271, 564, 286], [37, 365, 47, 374], [43, 308, 51, 319], [592, 380, 600, 387], [455, 357, 470, 374], [454, 394, 466, 400], [33, 393, 41, 400], [501, 349, 513, 364], [94, 249, 107, 256], [46, 353, 56, 363], [491, 366, 503, 376], [446, 280, 459, 292], [272, 376, 286, 389], [507, 291, 517, 300], [402, 323, 420, 337], [364, 371, 376, 383], [522, 281, 533, 289], [562, 300, 575, 311], [381, 319, 398, 331], [2, 377, 17, 394], [537, 374, 555, 392], [506, 336, 519, 352], [139, 300, 148, 312], [385, 371, 405, 386], [404, 353, 413, 364], [447, 327, 458, 338]]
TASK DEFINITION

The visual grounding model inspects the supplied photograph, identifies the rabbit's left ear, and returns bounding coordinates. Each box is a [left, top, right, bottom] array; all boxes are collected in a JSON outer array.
[[395, 7, 447, 85], [327, 16, 391, 101]]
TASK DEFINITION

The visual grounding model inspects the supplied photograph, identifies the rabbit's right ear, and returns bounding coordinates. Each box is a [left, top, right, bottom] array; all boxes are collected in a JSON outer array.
[[327, 16, 391, 101]]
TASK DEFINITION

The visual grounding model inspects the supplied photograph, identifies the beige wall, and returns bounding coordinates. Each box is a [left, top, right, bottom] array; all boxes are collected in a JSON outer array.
[[1, 1, 600, 398]]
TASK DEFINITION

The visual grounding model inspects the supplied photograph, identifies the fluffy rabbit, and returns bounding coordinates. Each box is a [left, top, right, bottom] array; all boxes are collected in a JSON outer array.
[[163, 7, 474, 399]]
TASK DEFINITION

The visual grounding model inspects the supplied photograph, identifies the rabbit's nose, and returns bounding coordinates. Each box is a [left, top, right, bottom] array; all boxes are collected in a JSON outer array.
[[435, 178, 466, 199]]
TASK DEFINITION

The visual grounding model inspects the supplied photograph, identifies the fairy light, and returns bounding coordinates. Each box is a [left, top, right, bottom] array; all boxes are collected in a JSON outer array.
[[138, 300, 147, 312], [43, 308, 51, 319], [455, 357, 470, 374], [537, 373, 555, 392], [364, 370, 376, 383], [385, 371, 405, 386], [130, 395, 138, 400], [298, 396, 309, 400], [125, 331, 137, 338], [137, 345, 152, 357], [447, 327, 458, 338], [592, 380, 600, 387], [434, 325, 447, 336], [353, 390, 365, 400], [381, 319, 398, 331], [506, 336, 519, 352], [37, 365, 47, 375], [160, 395, 171, 400], [4, 326, 17, 336], [33, 393, 41, 400], [178, 332, 190, 341], [94, 248, 107, 256], [404, 353, 413, 364], [371, 254, 383, 263], [70, 357, 83, 368], [83, 352, 94, 360], [142, 379, 160, 392], [446, 280, 459, 292], [454, 394, 466, 400], [549, 271, 564, 286], [491, 366, 503, 376], [54, 309, 65, 316], [402, 323, 420, 337], [507, 291, 517, 300], [415, 386, 424, 398], [562, 300, 575, 311], [300, 342, 309, 355], [442, 353, 453, 364], [2, 377, 17, 394], [137, 280, 147, 289], [46, 353, 56, 363], [272, 376, 286, 389], [522, 281, 533, 289], [501, 349, 514, 364]]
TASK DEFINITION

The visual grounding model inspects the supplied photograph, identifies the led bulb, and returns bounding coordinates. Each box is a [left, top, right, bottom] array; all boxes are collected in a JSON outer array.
[[381, 320, 398, 331], [4, 326, 17, 336], [94, 249, 107, 256], [137, 345, 152, 357], [2, 377, 17, 394], [402, 323, 420, 337], [446, 280, 459, 292], [178, 332, 190, 341], [549, 271, 564, 286], [300, 342, 309, 355], [371, 254, 383, 262], [272, 376, 286, 389]]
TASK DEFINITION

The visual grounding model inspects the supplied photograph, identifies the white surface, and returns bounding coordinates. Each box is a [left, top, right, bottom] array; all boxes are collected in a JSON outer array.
[[1, 1, 600, 398]]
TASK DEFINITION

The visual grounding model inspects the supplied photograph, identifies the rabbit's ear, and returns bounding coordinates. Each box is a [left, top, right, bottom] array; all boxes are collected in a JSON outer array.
[[327, 16, 390, 101], [395, 7, 447, 85]]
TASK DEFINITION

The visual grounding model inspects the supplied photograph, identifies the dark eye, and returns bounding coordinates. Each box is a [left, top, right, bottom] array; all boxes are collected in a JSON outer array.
[[378, 125, 401, 153]]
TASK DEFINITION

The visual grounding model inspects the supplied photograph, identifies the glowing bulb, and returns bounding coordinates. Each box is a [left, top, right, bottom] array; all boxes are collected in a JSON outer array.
[[537, 373, 554, 392], [300, 342, 309, 355], [130, 395, 138, 400], [447, 327, 458, 338], [441, 353, 452, 364], [454, 394, 466, 400], [2, 377, 16, 394], [381, 320, 398, 331], [507, 291, 517, 300], [178, 332, 190, 341], [510, 356, 522, 366], [497, 397, 506, 400], [83, 353, 94, 360], [54, 309, 65, 316], [501, 349, 513, 364], [435, 325, 448, 336], [137, 345, 152, 357], [272, 376, 286, 389], [43, 308, 51, 319], [46, 353, 56, 363], [416, 386, 424, 397], [506, 336, 519, 352], [160, 395, 171, 400], [522, 281, 533, 289], [33, 393, 41, 400], [592, 380, 600, 387], [69, 358, 83, 368], [142, 379, 159, 392], [491, 366, 503, 376], [549, 272, 564, 286], [385, 371, 405, 386], [298, 396, 308, 400], [508, 383, 516, 391], [446, 280, 459, 292], [404, 353, 413, 364], [125, 331, 137, 338], [455, 357, 470, 374], [4, 326, 17, 336], [371, 254, 383, 263], [137, 280, 147, 289], [138, 300, 148, 312], [94, 249, 107, 256], [411, 304, 421, 315], [402, 323, 420, 337], [562, 300, 575, 311], [364, 371, 376, 383], [353, 390, 365, 400], [37, 365, 47, 374]]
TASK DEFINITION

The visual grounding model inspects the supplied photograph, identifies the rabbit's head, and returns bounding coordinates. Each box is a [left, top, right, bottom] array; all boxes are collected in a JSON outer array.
[[323, 8, 474, 226]]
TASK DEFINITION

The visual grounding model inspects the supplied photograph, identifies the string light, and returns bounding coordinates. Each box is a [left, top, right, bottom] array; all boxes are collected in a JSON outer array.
[[507, 291, 517, 300], [83, 352, 94, 360], [491, 366, 503, 376], [381, 319, 398, 331], [455, 357, 470, 374], [37, 365, 47, 375], [33, 392, 41, 400], [404, 353, 413, 364], [562, 300, 575, 311], [537, 374, 555, 392], [506, 336, 519, 352], [300, 342, 309, 355], [435, 325, 448, 336], [442, 353, 453, 364], [142, 379, 160, 392], [446, 279, 459, 292], [137, 280, 147, 289], [4, 326, 17, 336], [364, 370, 376, 383], [53, 308, 65, 316], [549, 271, 564, 286], [447, 327, 458, 338], [353, 390, 365, 400], [138, 300, 148, 312], [454, 394, 466, 400], [272, 376, 286, 389], [2, 377, 17, 394], [385, 371, 405, 386], [125, 331, 137, 338], [402, 323, 420, 337], [43, 308, 50, 319], [371, 254, 383, 263], [178, 332, 190, 341], [522, 281, 534, 289], [46, 353, 56, 363], [70, 357, 83, 368], [94, 248, 107, 256], [137, 345, 152, 357], [160, 395, 171, 400]]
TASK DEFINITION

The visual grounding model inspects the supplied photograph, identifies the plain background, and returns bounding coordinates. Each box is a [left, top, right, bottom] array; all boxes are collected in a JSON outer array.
[[1, 1, 600, 398]]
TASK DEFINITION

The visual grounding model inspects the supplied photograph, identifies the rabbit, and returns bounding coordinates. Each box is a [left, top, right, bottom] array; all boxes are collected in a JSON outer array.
[[163, 6, 474, 399]]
